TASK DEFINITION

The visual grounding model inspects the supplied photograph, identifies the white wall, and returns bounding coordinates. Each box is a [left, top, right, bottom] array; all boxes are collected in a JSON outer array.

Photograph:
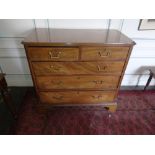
[[0, 19, 155, 86]]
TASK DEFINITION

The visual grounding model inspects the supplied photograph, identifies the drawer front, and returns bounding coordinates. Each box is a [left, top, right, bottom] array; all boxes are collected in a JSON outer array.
[[27, 47, 79, 61], [39, 91, 116, 104], [36, 76, 120, 90], [32, 61, 125, 75], [81, 47, 129, 60]]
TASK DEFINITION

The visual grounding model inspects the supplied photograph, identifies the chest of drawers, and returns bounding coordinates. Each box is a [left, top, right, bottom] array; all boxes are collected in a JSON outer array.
[[22, 29, 135, 112]]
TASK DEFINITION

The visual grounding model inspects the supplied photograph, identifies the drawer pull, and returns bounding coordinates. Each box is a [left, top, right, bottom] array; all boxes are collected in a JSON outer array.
[[50, 65, 61, 72], [93, 80, 104, 84], [49, 51, 61, 59], [97, 65, 108, 72], [92, 95, 102, 99], [53, 96, 63, 100], [98, 50, 110, 57]]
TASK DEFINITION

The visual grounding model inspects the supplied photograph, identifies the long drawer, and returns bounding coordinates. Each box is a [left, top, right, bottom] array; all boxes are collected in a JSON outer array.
[[27, 47, 79, 61], [81, 47, 129, 60], [39, 91, 116, 104], [36, 75, 120, 90], [32, 61, 125, 75]]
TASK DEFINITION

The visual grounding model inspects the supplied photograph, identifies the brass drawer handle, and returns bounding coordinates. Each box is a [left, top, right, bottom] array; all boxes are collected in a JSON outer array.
[[98, 49, 111, 57], [53, 96, 63, 100], [50, 65, 61, 72], [49, 51, 61, 59], [93, 80, 104, 84], [97, 65, 108, 72], [92, 95, 102, 99]]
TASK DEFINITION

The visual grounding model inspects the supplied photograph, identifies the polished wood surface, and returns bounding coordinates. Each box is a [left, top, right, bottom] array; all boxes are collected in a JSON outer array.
[[39, 91, 116, 104], [23, 28, 135, 112], [27, 47, 79, 61], [32, 61, 125, 75], [36, 75, 120, 90], [81, 47, 129, 60], [22, 29, 135, 46]]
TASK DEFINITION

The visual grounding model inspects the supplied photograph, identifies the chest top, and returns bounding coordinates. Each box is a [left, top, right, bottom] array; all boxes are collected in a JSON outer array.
[[22, 28, 135, 46]]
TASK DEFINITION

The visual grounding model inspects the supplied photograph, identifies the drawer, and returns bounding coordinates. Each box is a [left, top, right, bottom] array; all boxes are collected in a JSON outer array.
[[36, 75, 120, 90], [32, 61, 125, 75], [39, 91, 116, 104], [81, 47, 129, 60], [27, 47, 79, 61]]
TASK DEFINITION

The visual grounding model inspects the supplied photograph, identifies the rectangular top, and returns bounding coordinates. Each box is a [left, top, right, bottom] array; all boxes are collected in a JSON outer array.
[[22, 28, 135, 46]]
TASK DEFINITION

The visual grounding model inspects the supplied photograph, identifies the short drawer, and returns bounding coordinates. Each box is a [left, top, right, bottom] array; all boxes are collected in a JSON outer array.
[[36, 75, 120, 90], [32, 61, 125, 75], [81, 47, 129, 60], [39, 91, 116, 104], [27, 47, 79, 61]]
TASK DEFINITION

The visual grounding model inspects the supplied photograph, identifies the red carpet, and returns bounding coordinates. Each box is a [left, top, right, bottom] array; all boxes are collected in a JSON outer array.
[[15, 90, 155, 135]]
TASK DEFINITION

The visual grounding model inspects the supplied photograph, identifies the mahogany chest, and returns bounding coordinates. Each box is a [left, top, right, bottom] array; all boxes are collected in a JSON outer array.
[[22, 29, 135, 112]]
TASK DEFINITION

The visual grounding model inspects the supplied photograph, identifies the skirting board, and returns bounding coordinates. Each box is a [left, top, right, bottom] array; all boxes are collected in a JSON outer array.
[[120, 86, 155, 90]]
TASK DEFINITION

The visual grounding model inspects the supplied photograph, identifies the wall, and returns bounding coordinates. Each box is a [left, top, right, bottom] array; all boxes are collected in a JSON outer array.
[[0, 19, 155, 87]]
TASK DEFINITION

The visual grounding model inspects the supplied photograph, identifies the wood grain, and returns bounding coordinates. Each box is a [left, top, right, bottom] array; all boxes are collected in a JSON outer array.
[[39, 91, 116, 104], [23, 28, 135, 112], [27, 47, 79, 61], [81, 47, 129, 60], [22, 29, 136, 46], [32, 61, 125, 75], [36, 75, 120, 90]]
